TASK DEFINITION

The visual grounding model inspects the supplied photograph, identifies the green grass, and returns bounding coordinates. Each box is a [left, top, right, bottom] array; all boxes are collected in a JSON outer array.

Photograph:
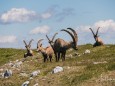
[[0, 48, 25, 65], [0, 44, 115, 86]]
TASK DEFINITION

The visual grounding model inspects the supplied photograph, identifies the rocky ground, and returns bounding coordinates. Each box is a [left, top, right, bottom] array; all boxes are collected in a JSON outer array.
[[0, 44, 115, 86]]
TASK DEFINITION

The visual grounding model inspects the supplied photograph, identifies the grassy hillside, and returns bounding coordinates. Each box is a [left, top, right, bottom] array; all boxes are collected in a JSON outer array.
[[0, 44, 115, 86], [0, 48, 25, 66]]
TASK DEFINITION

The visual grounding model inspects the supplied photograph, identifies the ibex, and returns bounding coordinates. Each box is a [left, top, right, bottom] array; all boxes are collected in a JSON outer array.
[[37, 39, 54, 62], [89, 27, 104, 47], [23, 39, 34, 58], [46, 28, 78, 62]]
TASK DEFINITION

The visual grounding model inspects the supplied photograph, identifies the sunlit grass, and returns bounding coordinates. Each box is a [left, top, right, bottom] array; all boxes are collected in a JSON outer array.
[[0, 44, 115, 86]]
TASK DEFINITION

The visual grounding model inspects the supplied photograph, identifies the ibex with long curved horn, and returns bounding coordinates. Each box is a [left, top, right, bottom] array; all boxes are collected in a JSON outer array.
[[46, 28, 78, 62], [37, 39, 54, 62], [89, 27, 104, 47], [23, 39, 34, 58]]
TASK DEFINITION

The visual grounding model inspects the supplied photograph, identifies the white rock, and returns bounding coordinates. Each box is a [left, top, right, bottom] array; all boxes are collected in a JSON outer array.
[[84, 49, 90, 54], [69, 54, 72, 58], [68, 48, 73, 51], [66, 54, 73, 58], [3, 69, 12, 78], [0, 73, 4, 78], [22, 81, 29, 86], [67, 66, 71, 69], [29, 77, 33, 80], [93, 61, 107, 64], [8, 62, 14, 67], [16, 60, 19, 62], [52, 66, 63, 74], [0, 68, 4, 72], [13, 61, 22, 68], [33, 83, 39, 86], [30, 70, 40, 77], [20, 73, 28, 77], [74, 53, 81, 57], [8, 70, 12, 76]]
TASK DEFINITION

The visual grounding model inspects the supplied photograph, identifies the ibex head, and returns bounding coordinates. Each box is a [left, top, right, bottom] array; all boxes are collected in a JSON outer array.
[[37, 39, 44, 52], [23, 39, 34, 50], [61, 28, 78, 50], [23, 39, 34, 58], [46, 33, 58, 47]]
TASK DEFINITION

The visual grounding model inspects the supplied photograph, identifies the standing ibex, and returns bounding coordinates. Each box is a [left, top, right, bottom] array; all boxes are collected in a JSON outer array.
[[23, 39, 34, 58], [37, 39, 54, 62], [89, 27, 104, 47], [46, 28, 78, 62]]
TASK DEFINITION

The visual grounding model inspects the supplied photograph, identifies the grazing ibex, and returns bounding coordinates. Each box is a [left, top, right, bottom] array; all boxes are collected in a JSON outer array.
[[23, 39, 34, 58], [89, 27, 104, 47], [37, 39, 54, 62], [46, 28, 78, 62]]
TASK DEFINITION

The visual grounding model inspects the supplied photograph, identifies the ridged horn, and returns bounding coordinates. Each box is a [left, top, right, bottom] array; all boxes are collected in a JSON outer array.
[[96, 27, 100, 36], [29, 39, 34, 46], [67, 28, 78, 43], [61, 29, 76, 44], [23, 40, 27, 46], [46, 35, 51, 42], [37, 39, 43, 46], [51, 33, 58, 42], [46, 34, 55, 50], [89, 28, 96, 37]]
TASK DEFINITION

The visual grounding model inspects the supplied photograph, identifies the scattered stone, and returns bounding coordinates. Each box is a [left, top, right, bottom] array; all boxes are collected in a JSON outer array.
[[33, 83, 39, 86], [93, 61, 107, 64], [3, 69, 12, 78], [29, 77, 33, 80], [30, 70, 40, 77], [68, 48, 73, 51], [0, 73, 4, 78], [66, 54, 73, 58], [20, 73, 28, 77], [6, 60, 23, 69], [16, 60, 19, 62], [13, 61, 22, 68], [63, 66, 71, 69], [0, 68, 4, 72], [52, 66, 63, 74], [8, 61, 14, 67], [83, 49, 90, 54], [74, 52, 81, 57], [22, 58, 26, 62], [22, 81, 29, 86]]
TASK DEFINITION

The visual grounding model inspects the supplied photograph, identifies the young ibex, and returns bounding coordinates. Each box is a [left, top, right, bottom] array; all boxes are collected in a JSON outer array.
[[46, 28, 78, 62], [89, 27, 104, 47], [23, 39, 34, 58], [37, 39, 54, 62]]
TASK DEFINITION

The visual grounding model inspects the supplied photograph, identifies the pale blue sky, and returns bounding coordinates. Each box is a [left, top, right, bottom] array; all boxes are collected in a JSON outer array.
[[0, 0, 115, 48]]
